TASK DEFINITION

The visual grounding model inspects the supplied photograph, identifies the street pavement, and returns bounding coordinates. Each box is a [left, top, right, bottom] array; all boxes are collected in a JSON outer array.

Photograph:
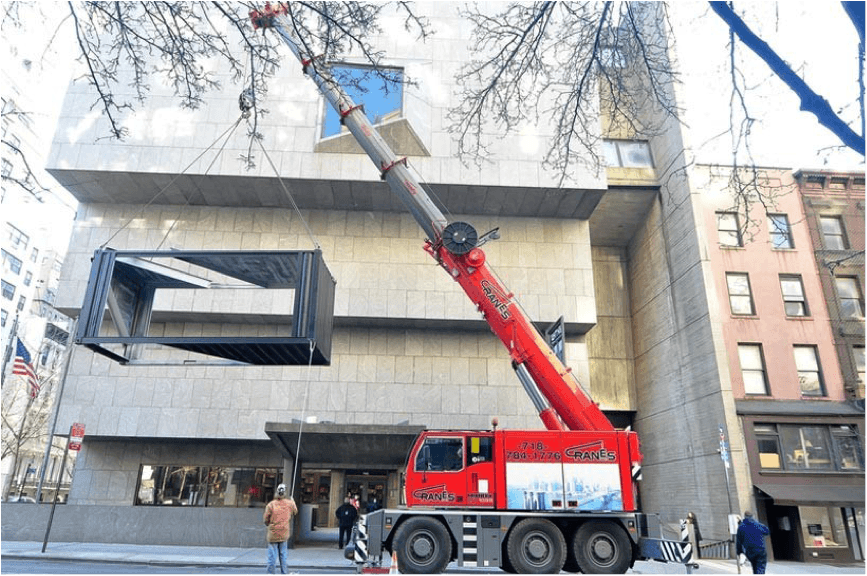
[[2, 528, 863, 574]]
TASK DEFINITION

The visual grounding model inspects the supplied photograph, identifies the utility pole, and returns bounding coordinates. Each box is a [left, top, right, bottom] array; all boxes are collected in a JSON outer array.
[[35, 318, 77, 503]]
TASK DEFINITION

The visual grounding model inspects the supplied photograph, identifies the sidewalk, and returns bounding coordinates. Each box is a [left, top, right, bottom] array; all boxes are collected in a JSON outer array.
[[2, 532, 864, 574], [1, 527, 356, 571]]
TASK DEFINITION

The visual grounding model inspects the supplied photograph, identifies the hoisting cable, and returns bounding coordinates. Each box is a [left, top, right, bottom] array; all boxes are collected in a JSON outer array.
[[253, 134, 321, 251], [289, 339, 317, 497], [99, 116, 246, 251], [154, 117, 245, 251]]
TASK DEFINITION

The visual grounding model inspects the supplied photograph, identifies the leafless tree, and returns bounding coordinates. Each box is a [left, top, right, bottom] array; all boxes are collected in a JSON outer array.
[[448, 1, 863, 239], [2, 1, 430, 177]]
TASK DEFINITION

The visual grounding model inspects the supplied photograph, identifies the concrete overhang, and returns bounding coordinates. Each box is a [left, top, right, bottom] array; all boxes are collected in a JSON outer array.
[[265, 422, 426, 468], [48, 170, 658, 248], [47, 170, 604, 219]]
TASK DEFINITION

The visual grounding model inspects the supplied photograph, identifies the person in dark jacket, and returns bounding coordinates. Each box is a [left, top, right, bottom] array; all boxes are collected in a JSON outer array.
[[736, 511, 770, 574], [336, 497, 358, 549]]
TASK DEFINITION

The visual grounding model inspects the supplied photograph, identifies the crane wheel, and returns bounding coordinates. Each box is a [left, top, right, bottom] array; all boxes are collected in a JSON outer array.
[[572, 520, 632, 574], [392, 516, 452, 574], [505, 518, 566, 574]]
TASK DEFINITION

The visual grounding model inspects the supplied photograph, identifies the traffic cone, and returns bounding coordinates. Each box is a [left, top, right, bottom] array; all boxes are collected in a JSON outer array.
[[389, 551, 399, 574]]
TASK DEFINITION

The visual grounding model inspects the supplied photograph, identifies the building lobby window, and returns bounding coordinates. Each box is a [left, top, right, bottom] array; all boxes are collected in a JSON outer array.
[[717, 212, 743, 247], [768, 214, 794, 249], [794, 345, 825, 396], [738, 343, 769, 395], [602, 140, 654, 168], [727, 273, 755, 315], [135, 465, 283, 507], [780, 275, 809, 317]]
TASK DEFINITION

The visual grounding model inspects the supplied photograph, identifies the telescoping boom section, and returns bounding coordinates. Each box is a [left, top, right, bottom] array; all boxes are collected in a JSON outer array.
[[250, 3, 617, 436]]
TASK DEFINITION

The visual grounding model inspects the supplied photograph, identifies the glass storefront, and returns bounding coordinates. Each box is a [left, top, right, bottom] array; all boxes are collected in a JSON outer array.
[[799, 506, 847, 548], [134, 465, 283, 507]]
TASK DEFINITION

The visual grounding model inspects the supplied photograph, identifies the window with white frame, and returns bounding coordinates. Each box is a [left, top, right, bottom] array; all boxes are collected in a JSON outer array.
[[717, 212, 742, 247], [820, 216, 848, 250], [726, 273, 755, 315], [794, 345, 825, 396], [738, 343, 769, 395], [2, 249, 22, 275], [1, 280, 15, 300], [835, 276, 864, 319], [768, 214, 794, 249], [780, 275, 809, 317]]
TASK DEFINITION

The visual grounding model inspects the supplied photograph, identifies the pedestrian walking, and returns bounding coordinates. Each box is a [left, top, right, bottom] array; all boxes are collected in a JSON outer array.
[[263, 483, 298, 574], [736, 510, 770, 574], [336, 496, 359, 548]]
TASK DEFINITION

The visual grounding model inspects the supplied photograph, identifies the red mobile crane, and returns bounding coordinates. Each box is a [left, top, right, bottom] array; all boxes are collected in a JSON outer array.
[[251, 5, 692, 574]]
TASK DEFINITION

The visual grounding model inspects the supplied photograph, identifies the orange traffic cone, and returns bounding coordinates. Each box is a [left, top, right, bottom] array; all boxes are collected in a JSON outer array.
[[389, 551, 399, 574]]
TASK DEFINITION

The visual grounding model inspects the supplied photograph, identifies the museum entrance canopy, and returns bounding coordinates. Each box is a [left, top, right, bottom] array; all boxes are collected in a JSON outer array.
[[76, 249, 335, 365]]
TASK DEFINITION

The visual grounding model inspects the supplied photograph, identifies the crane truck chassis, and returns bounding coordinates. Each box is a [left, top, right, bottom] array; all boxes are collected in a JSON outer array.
[[249, 4, 695, 573]]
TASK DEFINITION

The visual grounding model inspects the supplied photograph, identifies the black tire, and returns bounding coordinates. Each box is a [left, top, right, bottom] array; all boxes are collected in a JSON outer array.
[[505, 518, 566, 574], [573, 520, 633, 574], [392, 516, 452, 574]]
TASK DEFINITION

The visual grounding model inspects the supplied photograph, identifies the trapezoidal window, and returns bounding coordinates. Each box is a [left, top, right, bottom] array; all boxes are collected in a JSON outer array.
[[76, 249, 335, 365]]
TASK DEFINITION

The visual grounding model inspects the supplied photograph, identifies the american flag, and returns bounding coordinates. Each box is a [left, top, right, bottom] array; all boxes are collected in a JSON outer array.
[[13, 338, 39, 398]]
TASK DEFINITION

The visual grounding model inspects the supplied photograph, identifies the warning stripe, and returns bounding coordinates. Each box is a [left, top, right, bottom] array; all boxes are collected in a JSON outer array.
[[462, 519, 478, 567]]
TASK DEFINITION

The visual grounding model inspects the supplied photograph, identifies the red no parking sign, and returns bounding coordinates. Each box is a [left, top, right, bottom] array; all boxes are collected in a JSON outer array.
[[69, 423, 85, 451]]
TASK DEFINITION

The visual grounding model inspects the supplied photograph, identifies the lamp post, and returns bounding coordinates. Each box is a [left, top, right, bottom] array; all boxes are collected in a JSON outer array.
[[34, 317, 76, 504]]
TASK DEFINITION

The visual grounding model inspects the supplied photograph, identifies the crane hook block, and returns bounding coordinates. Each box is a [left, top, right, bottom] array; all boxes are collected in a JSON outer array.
[[442, 221, 478, 256]]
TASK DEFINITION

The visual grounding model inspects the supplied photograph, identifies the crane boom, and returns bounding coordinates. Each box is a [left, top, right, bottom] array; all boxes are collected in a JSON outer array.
[[251, 4, 613, 432]]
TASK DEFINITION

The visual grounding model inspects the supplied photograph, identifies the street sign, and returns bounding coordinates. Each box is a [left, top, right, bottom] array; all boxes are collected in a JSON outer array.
[[69, 423, 85, 451], [719, 425, 730, 469]]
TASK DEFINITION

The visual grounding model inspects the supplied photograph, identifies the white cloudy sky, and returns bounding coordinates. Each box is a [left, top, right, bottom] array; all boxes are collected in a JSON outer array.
[[4, 1, 864, 212]]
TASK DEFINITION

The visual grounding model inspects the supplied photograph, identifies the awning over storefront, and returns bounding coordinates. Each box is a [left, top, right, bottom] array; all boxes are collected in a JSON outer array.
[[756, 483, 865, 507], [265, 422, 425, 469]]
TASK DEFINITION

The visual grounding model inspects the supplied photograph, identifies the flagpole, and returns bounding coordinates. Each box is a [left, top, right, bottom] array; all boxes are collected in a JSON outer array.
[[2, 313, 20, 384], [35, 318, 77, 504]]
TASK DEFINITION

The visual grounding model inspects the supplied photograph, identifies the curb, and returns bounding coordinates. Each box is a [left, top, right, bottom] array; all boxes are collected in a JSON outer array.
[[1, 553, 349, 571]]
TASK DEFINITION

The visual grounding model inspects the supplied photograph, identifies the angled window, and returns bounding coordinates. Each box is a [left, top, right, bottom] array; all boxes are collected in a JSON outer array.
[[726, 273, 755, 315], [768, 214, 794, 249], [322, 65, 403, 138], [30, 247, 38, 263], [603, 140, 654, 168], [780, 275, 809, 317], [819, 216, 848, 250], [835, 276, 864, 319], [1, 280, 15, 300], [1, 308, 7, 327], [16, 294, 25, 312], [1, 158, 11, 178], [738, 343, 769, 395], [23, 271, 32, 286], [717, 212, 742, 247], [794, 345, 825, 397], [77, 249, 335, 366]]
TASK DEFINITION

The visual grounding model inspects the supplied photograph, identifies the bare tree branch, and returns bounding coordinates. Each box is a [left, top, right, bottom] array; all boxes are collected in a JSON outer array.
[[709, 1, 864, 155]]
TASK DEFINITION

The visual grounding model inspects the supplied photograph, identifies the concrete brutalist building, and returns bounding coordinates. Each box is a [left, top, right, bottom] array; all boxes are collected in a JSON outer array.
[[3, 3, 767, 547]]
